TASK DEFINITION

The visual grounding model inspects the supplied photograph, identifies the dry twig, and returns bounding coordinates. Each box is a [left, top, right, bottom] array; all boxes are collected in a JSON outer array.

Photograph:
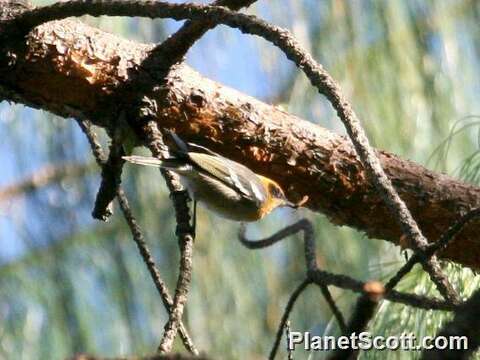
[[139, 121, 195, 354], [75, 119, 198, 355], [268, 279, 310, 360]]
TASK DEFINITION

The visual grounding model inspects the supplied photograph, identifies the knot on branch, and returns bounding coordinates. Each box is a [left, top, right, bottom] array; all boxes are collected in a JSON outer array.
[[170, 189, 193, 237], [92, 140, 125, 221]]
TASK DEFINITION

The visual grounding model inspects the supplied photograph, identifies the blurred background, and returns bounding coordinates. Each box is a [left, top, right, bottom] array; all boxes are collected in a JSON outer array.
[[1, 0, 480, 359]]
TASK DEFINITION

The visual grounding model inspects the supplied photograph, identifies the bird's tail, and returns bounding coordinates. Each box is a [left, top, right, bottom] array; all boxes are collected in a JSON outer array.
[[122, 155, 183, 169], [123, 131, 193, 169]]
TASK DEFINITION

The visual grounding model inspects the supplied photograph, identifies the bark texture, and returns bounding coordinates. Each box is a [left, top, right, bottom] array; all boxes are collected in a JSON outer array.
[[1, 4, 480, 268]]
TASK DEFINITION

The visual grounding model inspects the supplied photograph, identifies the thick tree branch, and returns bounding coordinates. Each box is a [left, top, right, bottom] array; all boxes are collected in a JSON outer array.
[[1, 3, 480, 269]]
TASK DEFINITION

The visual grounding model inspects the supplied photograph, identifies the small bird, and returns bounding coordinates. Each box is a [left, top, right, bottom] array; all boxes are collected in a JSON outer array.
[[123, 132, 305, 222]]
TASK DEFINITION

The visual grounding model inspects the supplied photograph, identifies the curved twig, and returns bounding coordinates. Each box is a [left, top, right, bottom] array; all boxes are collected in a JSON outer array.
[[147, 0, 257, 70], [240, 220, 346, 329], [269, 279, 311, 360]]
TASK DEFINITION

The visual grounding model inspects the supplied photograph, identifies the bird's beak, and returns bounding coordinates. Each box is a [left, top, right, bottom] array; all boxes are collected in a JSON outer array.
[[285, 195, 309, 209]]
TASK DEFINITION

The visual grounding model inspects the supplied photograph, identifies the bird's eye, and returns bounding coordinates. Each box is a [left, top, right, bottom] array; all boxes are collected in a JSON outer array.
[[269, 183, 284, 198]]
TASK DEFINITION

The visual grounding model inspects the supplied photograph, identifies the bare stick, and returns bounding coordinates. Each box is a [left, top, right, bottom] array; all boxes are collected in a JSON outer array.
[[138, 120, 195, 354], [285, 320, 293, 360], [239, 219, 456, 325], [92, 135, 125, 221], [385, 207, 480, 292], [75, 118, 198, 355], [269, 279, 310, 360], [147, 0, 257, 70], [240, 220, 347, 331], [116, 188, 198, 355], [329, 292, 380, 360], [422, 288, 480, 360], [238, 219, 457, 358], [318, 284, 347, 334]]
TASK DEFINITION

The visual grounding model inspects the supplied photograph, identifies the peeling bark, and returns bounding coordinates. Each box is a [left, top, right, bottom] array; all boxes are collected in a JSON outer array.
[[1, 4, 480, 269]]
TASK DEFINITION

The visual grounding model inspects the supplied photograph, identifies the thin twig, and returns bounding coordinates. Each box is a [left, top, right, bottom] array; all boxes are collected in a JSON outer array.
[[240, 220, 347, 330], [138, 120, 195, 354], [239, 219, 456, 319], [385, 207, 480, 292], [75, 118, 198, 355], [308, 268, 454, 311], [328, 295, 378, 360], [285, 320, 293, 360], [331, 282, 385, 359], [377, 207, 480, 353], [317, 284, 347, 334], [422, 287, 480, 360], [147, 0, 256, 70], [238, 221, 310, 249], [75, 119, 106, 164], [157, 231, 194, 353], [116, 188, 198, 355], [269, 279, 310, 360]]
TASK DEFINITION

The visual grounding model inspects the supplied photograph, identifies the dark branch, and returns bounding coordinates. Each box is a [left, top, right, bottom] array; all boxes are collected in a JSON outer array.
[[422, 288, 480, 360], [76, 118, 198, 355], [385, 207, 480, 292], [329, 283, 384, 360], [269, 279, 311, 360], [317, 283, 348, 334], [239, 219, 458, 311], [92, 135, 125, 221], [147, 0, 256, 71], [307, 268, 455, 312], [116, 188, 198, 355], [138, 120, 195, 354], [240, 219, 347, 333]]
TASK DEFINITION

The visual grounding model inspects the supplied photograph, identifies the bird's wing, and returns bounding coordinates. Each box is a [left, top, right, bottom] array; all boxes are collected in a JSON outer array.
[[186, 142, 222, 157], [188, 153, 267, 204], [166, 131, 221, 157]]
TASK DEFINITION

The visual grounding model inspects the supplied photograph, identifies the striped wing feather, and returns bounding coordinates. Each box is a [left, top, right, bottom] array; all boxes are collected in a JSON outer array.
[[187, 153, 266, 204]]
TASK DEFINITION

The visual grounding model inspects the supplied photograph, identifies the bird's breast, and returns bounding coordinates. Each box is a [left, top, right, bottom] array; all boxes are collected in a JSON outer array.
[[178, 172, 264, 222]]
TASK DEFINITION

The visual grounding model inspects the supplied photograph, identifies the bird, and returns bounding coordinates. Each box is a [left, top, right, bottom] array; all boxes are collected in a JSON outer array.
[[122, 132, 306, 222]]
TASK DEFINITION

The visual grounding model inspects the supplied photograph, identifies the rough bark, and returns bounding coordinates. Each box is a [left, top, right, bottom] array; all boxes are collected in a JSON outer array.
[[1, 4, 480, 269]]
